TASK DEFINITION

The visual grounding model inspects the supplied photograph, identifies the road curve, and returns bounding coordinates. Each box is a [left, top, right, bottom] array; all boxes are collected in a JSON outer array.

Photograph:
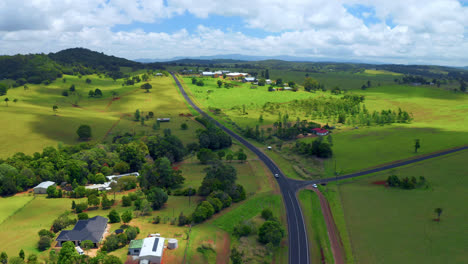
[[171, 74, 310, 264]]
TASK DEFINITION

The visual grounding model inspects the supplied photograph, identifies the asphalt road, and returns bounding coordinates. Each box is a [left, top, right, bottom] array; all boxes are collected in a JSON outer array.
[[290, 145, 468, 190], [171, 74, 310, 264]]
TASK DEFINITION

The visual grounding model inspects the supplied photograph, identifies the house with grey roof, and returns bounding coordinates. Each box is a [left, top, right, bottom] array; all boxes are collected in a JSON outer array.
[[56, 216, 108, 247], [33, 181, 56, 194]]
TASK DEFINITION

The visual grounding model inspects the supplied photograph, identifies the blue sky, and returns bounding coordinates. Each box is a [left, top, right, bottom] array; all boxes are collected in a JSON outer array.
[[0, 0, 467, 66]]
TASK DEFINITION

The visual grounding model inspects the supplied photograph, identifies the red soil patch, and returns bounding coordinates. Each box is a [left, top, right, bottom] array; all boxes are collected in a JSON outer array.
[[320, 247, 326, 264], [372, 180, 387, 185], [216, 233, 230, 264], [433, 219, 440, 222]]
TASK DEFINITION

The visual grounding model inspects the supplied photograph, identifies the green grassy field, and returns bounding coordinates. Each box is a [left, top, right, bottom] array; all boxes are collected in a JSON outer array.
[[338, 150, 468, 264], [0, 74, 203, 157], [0, 195, 34, 225], [297, 190, 333, 264]]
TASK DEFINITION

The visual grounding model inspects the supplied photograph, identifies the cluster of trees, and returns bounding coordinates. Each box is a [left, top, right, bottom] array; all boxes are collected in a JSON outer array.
[[196, 117, 232, 150], [303, 77, 325, 92], [197, 148, 246, 164], [191, 77, 205, 86], [294, 137, 333, 158], [262, 95, 412, 128], [387, 175, 427, 190], [123, 75, 141, 86], [37, 229, 55, 251], [101, 226, 140, 252], [230, 207, 284, 264], [51, 241, 124, 264], [88, 88, 103, 97], [191, 161, 246, 223], [0, 129, 191, 196]]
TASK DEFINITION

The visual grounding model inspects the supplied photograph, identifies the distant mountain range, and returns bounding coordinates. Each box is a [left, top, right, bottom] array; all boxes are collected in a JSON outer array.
[[134, 54, 383, 64]]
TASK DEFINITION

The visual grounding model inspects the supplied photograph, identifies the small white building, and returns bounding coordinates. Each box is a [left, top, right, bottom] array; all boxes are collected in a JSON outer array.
[[202, 72, 214, 76], [130, 236, 165, 264], [243, 77, 256, 82], [106, 172, 139, 182], [33, 181, 56, 194], [265, 79, 272, 84]]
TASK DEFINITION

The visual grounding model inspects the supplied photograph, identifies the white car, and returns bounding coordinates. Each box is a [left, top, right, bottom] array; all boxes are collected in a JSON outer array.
[[312, 184, 318, 188], [274, 174, 279, 178]]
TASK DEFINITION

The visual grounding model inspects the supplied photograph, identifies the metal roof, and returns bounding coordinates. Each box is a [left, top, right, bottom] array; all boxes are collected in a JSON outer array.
[[139, 237, 165, 258], [34, 181, 55, 189], [129, 239, 144, 249]]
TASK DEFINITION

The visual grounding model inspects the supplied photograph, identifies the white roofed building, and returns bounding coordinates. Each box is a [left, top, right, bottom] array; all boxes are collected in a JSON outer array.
[[33, 181, 56, 194], [129, 236, 166, 264]]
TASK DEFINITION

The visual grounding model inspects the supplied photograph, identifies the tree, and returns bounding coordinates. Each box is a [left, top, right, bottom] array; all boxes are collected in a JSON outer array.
[[303, 77, 320, 92], [197, 148, 217, 164], [108, 210, 121, 223], [141, 83, 152, 92], [230, 247, 244, 264], [414, 139, 421, 153], [13, 98, 18, 104], [103, 255, 123, 264], [226, 153, 233, 163], [53, 105, 58, 115], [88, 194, 100, 208], [88, 90, 95, 97], [38, 236, 51, 251], [181, 123, 188, 130], [27, 254, 38, 264], [261, 208, 274, 220], [71, 200, 76, 210], [77, 124, 92, 140], [327, 134, 333, 146], [134, 109, 140, 121], [4, 97, 9, 106], [0, 83, 7, 96], [0, 252, 7, 264], [69, 84, 75, 92], [258, 220, 285, 246], [460, 80, 467, 92], [58, 241, 79, 264], [146, 187, 168, 210], [121, 210, 133, 225], [94, 88, 103, 97], [237, 152, 247, 163], [19, 250, 24, 260], [78, 213, 89, 220], [46, 185, 58, 198], [86, 78, 92, 84], [9, 257, 24, 264], [122, 195, 132, 207], [81, 240, 94, 252], [435, 208, 443, 221]]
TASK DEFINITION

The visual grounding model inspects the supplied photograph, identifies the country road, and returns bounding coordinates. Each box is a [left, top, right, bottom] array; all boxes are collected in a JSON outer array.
[[171, 73, 310, 264]]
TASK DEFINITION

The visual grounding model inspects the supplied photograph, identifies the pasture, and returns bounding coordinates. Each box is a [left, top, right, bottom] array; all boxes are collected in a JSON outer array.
[[0, 74, 203, 158], [298, 190, 333, 264], [338, 150, 468, 264]]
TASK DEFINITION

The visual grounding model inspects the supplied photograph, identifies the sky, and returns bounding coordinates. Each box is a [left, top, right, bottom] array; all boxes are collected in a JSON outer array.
[[0, 0, 468, 66]]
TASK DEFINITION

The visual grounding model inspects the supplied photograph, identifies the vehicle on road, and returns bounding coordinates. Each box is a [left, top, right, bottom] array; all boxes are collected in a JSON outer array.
[[312, 184, 318, 188], [274, 173, 279, 178]]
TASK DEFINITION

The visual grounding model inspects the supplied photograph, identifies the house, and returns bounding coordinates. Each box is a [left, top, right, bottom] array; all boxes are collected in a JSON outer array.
[[283, 87, 292, 90], [311, 128, 329, 136], [129, 236, 166, 264], [202, 72, 214, 76], [213, 71, 222, 77], [33, 181, 56, 194], [265, 79, 272, 84], [155, 73, 163, 76], [156, 118, 170, 122], [243, 77, 256, 82], [56, 216, 108, 247]]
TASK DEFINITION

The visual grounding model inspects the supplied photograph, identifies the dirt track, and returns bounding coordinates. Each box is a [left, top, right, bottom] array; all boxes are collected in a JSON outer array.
[[307, 186, 345, 264]]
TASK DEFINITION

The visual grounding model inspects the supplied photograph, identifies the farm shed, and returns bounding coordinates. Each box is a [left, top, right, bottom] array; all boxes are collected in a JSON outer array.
[[33, 181, 56, 194], [156, 118, 170, 122], [129, 237, 166, 264], [202, 72, 214, 76], [243, 77, 256, 82], [311, 128, 329, 136]]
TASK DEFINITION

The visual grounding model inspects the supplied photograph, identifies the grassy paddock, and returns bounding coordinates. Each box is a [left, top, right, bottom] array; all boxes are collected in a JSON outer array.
[[297, 189, 333, 264], [339, 150, 468, 264]]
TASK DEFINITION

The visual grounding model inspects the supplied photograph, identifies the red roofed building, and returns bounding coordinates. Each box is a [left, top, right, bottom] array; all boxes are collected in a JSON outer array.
[[311, 128, 329, 136]]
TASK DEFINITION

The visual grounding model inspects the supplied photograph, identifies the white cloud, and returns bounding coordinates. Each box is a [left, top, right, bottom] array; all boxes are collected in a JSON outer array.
[[0, 0, 467, 66]]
